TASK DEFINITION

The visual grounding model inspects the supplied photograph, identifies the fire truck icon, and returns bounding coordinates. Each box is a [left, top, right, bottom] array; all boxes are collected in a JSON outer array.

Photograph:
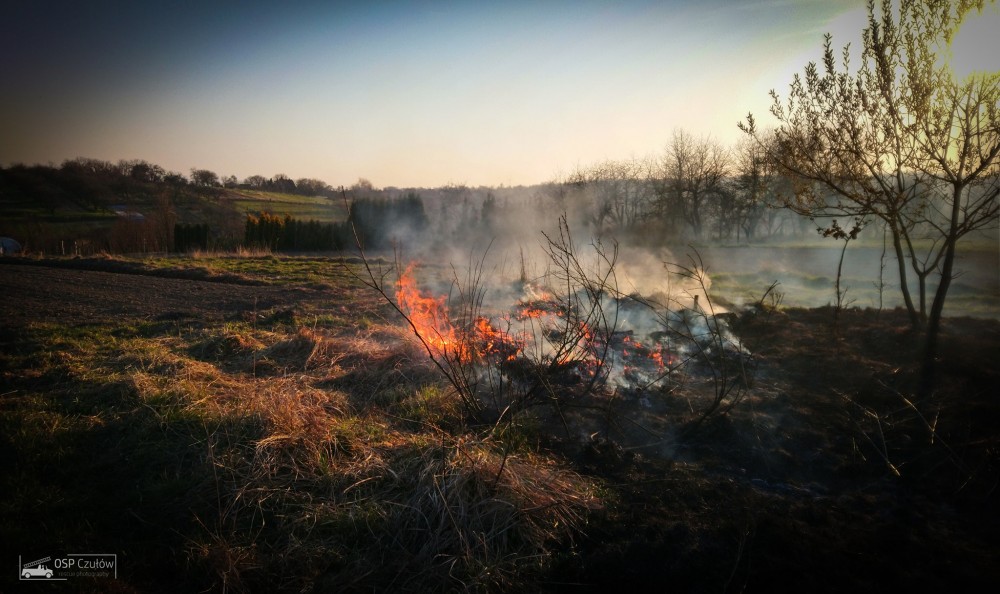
[[21, 561, 54, 579]]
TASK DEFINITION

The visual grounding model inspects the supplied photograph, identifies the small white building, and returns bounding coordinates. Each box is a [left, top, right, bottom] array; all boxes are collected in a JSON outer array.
[[111, 205, 146, 221]]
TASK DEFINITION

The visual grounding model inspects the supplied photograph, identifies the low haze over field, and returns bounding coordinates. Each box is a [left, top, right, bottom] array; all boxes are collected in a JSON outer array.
[[3, 0, 994, 188]]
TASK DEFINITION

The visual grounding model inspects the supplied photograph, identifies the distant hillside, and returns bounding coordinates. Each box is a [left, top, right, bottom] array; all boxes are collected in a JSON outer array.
[[0, 159, 344, 254]]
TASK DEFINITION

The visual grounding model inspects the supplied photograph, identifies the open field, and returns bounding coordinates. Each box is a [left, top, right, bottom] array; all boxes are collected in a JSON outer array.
[[224, 190, 346, 222], [2, 254, 998, 592]]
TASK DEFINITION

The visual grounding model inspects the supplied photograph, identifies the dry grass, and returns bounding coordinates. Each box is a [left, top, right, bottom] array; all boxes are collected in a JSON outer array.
[[191, 246, 274, 258], [370, 438, 602, 591], [5, 255, 998, 593], [112, 314, 602, 592]]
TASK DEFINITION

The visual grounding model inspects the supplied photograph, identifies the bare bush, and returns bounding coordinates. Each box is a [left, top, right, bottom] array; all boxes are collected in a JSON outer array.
[[351, 214, 622, 429], [657, 251, 758, 435]]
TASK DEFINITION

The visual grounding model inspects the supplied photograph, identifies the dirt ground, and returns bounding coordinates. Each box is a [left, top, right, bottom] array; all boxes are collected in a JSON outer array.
[[0, 260, 319, 327]]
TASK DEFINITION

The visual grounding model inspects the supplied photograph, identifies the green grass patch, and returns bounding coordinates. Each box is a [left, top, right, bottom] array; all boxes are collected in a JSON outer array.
[[225, 190, 347, 222]]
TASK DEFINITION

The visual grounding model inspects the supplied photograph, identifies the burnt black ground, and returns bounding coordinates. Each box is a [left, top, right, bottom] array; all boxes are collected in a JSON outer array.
[[544, 307, 1000, 593]]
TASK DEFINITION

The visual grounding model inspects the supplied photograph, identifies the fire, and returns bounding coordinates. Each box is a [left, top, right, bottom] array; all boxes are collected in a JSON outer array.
[[516, 307, 549, 320], [395, 263, 679, 388], [396, 265, 524, 364], [475, 316, 524, 362], [396, 264, 468, 361]]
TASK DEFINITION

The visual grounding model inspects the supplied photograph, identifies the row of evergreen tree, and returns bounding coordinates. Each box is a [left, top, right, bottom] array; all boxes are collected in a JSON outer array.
[[243, 212, 346, 251], [174, 223, 210, 252]]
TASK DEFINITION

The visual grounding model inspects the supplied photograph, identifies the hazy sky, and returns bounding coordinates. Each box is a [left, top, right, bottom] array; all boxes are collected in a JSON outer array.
[[1, 1, 996, 188]]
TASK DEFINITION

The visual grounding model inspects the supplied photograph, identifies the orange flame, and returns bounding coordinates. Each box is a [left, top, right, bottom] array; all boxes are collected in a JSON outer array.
[[475, 316, 524, 362], [396, 265, 672, 384], [396, 264, 468, 361], [397, 265, 526, 364], [516, 307, 549, 320]]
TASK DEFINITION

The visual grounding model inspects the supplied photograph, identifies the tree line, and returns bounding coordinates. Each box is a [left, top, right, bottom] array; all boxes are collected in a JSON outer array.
[[0, 157, 341, 212], [536, 131, 800, 243]]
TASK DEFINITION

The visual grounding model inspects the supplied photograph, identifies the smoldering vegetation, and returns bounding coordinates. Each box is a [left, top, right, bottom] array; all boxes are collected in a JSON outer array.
[[4, 246, 997, 592]]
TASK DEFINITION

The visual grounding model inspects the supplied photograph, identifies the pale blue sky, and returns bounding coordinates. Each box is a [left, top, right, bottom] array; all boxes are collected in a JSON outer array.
[[1, 1, 995, 188]]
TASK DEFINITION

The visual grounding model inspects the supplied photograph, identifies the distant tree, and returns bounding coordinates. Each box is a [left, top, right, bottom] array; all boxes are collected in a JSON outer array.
[[656, 129, 730, 239], [592, 158, 652, 231], [244, 175, 267, 188], [732, 134, 780, 242], [222, 175, 239, 188], [4, 164, 67, 214], [480, 192, 498, 232], [121, 160, 165, 184], [164, 172, 188, 186], [348, 194, 428, 249], [62, 157, 115, 177], [190, 168, 220, 187], [350, 178, 377, 198], [55, 160, 108, 211], [272, 173, 296, 193], [710, 181, 740, 241], [295, 177, 331, 196]]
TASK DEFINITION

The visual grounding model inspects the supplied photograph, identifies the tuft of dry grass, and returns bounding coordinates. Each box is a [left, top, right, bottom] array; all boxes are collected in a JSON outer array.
[[320, 436, 603, 592], [259, 327, 343, 372]]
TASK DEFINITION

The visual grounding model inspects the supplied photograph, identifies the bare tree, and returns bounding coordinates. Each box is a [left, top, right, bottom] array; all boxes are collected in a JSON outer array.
[[741, 0, 998, 344], [732, 135, 781, 242], [657, 129, 731, 239], [572, 158, 654, 233]]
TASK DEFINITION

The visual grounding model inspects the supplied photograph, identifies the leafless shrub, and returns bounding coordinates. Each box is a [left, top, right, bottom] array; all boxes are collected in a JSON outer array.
[[349, 214, 622, 429], [657, 250, 758, 435]]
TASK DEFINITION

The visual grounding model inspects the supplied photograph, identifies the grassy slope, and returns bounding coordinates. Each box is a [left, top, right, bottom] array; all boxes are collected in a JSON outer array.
[[0, 188, 345, 256], [224, 190, 346, 222]]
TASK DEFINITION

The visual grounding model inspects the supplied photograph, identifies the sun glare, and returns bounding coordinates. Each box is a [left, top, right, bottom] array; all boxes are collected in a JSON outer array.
[[949, 7, 1000, 80]]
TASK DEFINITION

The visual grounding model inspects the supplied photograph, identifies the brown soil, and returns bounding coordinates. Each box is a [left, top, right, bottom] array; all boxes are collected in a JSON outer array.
[[0, 261, 319, 328]]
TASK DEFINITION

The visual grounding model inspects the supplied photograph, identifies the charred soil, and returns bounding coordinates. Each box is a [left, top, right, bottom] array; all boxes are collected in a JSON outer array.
[[547, 306, 1000, 592]]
